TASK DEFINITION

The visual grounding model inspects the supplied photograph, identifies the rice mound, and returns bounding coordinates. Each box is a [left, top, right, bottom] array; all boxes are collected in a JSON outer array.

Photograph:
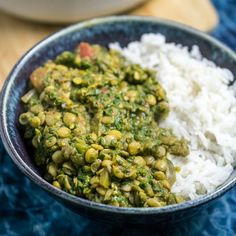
[[110, 34, 236, 200]]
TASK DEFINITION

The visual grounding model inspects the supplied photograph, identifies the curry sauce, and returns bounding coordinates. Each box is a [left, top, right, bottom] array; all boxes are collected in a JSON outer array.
[[19, 42, 189, 207]]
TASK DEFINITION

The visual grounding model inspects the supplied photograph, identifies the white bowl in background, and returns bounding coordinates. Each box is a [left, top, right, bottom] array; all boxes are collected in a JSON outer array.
[[0, 0, 146, 23]]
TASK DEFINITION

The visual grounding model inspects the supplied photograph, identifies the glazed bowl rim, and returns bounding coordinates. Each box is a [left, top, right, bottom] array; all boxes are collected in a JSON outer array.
[[1, 15, 236, 215]]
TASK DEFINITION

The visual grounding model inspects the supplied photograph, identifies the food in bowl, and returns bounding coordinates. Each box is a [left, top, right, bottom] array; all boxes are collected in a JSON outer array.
[[19, 41, 189, 207], [111, 34, 236, 200], [18, 33, 236, 207]]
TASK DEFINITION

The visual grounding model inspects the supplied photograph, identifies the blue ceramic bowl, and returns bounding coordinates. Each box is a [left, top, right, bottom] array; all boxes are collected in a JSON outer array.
[[1, 16, 236, 225]]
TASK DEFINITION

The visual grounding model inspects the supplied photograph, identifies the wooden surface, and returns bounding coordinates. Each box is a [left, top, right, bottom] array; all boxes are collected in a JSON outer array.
[[0, 0, 218, 89], [131, 0, 218, 31]]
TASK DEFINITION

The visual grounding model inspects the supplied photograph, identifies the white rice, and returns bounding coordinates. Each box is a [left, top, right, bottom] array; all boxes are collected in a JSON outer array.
[[110, 34, 236, 200]]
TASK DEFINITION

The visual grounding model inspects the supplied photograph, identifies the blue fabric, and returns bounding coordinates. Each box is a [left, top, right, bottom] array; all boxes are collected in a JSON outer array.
[[1, 1, 236, 235], [211, 0, 236, 51]]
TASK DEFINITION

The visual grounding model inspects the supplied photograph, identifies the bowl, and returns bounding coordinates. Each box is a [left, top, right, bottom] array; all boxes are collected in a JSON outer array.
[[0, 0, 145, 23], [0, 16, 236, 225]]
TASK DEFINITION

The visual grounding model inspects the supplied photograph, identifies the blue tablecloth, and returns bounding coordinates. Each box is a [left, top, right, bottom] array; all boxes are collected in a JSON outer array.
[[1, 1, 236, 235]]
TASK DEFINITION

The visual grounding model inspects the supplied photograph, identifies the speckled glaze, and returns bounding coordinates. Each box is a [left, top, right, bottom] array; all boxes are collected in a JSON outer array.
[[0, 16, 236, 225]]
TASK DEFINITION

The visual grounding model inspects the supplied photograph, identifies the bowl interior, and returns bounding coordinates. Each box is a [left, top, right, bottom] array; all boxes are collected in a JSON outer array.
[[1, 16, 236, 212]]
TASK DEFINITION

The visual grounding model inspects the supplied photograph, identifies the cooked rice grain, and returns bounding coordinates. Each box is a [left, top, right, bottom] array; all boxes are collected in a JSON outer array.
[[110, 34, 236, 199]]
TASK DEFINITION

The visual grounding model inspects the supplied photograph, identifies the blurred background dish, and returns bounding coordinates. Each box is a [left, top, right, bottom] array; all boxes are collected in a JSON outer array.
[[0, 0, 146, 23], [0, 0, 218, 30]]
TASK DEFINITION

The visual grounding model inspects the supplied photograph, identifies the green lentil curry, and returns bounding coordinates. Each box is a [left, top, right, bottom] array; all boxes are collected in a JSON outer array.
[[19, 42, 189, 207]]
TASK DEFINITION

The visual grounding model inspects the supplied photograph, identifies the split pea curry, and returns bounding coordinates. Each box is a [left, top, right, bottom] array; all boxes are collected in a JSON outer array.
[[19, 42, 189, 207]]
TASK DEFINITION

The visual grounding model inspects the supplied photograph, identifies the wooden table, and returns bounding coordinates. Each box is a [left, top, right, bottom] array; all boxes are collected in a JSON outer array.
[[0, 0, 218, 89]]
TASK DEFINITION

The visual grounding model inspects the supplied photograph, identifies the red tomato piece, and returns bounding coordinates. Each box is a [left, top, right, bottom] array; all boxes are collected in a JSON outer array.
[[79, 42, 94, 58]]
